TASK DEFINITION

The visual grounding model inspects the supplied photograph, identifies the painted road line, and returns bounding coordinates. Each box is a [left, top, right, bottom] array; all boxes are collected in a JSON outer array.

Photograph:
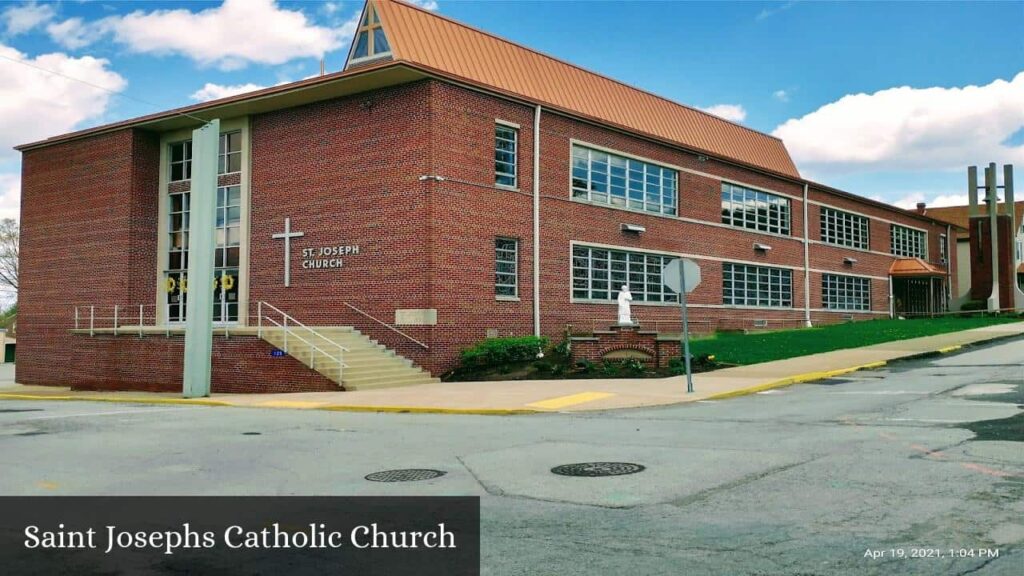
[[527, 391, 615, 410]]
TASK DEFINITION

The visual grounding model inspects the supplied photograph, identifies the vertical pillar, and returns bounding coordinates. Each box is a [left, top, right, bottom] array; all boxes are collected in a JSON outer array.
[[183, 119, 220, 398], [985, 163, 1000, 311]]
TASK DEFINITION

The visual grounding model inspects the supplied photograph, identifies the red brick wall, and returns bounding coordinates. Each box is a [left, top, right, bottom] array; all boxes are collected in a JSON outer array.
[[248, 80, 437, 370], [969, 215, 1014, 305], [66, 335, 337, 393], [17, 78, 958, 390]]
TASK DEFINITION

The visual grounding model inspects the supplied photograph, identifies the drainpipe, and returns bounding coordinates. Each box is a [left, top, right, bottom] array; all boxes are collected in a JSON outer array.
[[802, 182, 811, 327], [945, 223, 953, 311], [533, 105, 542, 337]]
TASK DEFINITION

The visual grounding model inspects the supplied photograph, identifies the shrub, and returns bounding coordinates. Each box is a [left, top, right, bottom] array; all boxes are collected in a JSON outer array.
[[460, 335, 550, 369], [620, 358, 646, 376], [575, 359, 596, 374], [959, 300, 987, 312]]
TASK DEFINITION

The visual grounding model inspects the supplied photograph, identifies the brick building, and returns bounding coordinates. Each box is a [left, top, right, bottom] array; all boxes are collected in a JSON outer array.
[[15, 0, 959, 393]]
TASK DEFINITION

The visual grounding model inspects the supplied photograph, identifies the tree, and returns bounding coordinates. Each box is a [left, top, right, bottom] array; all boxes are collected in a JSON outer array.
[[0, 218, 17, 294]]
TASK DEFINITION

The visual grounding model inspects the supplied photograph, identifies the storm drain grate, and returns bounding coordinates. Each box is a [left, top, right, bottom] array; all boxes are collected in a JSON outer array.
[[816, 378, 853, 386], [242, 432, 262, 436], [365, 469, 446, 483], [551, 462, 645, 477]]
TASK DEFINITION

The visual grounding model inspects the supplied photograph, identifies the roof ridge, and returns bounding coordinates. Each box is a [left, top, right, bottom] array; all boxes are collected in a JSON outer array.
[[379, 0, 785, 143]]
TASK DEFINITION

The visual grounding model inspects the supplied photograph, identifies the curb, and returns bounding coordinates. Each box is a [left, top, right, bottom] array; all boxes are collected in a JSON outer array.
[[0, 393, 230, 407], [702, 361, 888, 401], [0, 393, 536, 416], [319, 405, 538, 416]]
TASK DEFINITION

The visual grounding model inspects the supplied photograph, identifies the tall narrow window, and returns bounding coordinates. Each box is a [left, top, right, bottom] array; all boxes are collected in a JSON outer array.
[[939, 234, 947, 264], [218, 131, 242, 175], [495, 124, 518, 188], [495, 238, 519, 298], [351, 3, 390, 61], [169, 141, 192, 182]]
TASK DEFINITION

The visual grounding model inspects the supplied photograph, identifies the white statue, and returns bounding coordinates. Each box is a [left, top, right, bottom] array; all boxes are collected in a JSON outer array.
[[617, 285, 633, 325]]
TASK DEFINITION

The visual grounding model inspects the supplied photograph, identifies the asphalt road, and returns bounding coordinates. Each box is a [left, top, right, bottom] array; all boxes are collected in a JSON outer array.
[[1, 338, 1022, 575]]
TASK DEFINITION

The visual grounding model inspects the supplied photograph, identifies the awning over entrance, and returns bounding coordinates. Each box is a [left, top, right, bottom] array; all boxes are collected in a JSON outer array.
[[889, 257, 946, 277], [890, 259, 948, 316]]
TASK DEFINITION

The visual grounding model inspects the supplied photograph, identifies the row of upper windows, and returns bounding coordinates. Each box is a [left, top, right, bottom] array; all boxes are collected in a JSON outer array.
[[496, 242, 872, 311], [168, 132, 242, 182], [492, 124, 932, 259]]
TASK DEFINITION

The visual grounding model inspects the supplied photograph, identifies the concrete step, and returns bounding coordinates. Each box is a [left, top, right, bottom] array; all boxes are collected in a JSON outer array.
[[257, 322, 433, 390]]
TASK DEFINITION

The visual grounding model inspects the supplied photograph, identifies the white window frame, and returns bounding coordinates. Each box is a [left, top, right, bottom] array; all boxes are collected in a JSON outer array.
[[218, 131, 242, 175], [571, 244, 679, 303], [168, 140, 192, 183], [821, 207, 869, 250], [890, 224, 927, 258], [495, 237, 519, 299], [722, 262, 793, 308], [570, 144, 677, 216], [822, 273, 871, 311], [722, 182, 791, 236], [494, 123, 518, 189]]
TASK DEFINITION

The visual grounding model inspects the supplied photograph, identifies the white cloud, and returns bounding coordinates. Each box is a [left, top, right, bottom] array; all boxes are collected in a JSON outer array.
[[48, 0, 347, 70], [757, 1, 797, 21], [0, 173, 20, 220], [699, 104, 747, 123], [46, 17, 107, 50], [0, 43, 125, 220], [1, 1, 55, 36], [893, 192, 970, 210], [190, 82, 268, 102], [407, 0, 440, 10], [773, 89, 789, 102], [773, 72, 1024, 175]]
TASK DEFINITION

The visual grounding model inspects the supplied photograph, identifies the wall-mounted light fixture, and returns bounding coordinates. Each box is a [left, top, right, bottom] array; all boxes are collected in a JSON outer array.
[[843, 256, 857, 266], [753, 243, 772, 252], [418, 175, 446, 182], [697, 154, 709, 163], [621, 223, 646, 234]]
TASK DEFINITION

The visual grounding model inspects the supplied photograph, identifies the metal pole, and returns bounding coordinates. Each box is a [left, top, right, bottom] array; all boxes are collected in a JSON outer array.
[[90, 306, 94, 337], [139, 305, 144, 337], [679, 265, 693, 393], [74, 307, 79, 330], [113, 305, 118, 336], [257, 301, 262, 339]]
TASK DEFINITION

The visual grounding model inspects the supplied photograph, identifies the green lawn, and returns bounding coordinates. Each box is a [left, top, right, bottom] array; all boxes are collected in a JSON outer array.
[[687, 316, 1023, 366]]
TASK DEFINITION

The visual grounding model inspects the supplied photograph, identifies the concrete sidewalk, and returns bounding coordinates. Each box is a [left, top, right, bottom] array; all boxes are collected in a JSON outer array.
[[2, 321, 1023, 414]]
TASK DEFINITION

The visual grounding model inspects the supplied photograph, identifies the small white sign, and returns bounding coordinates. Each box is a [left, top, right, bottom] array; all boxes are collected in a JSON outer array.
[[662, 258, 701, 294]]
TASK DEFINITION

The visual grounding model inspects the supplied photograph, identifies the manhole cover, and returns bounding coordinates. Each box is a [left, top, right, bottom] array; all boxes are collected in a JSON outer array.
[[365, 469, 446, 482], [551, 462, 645, 477]]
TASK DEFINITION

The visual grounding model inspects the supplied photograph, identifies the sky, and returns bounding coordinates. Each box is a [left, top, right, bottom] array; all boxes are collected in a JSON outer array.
[[1, 0, 1022, 222]]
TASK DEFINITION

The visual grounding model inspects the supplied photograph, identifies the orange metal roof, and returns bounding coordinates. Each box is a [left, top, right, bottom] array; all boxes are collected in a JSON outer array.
[[371, 0, 800, 179], [889, 258, 946, 277], [925, 202, 1024, 239]]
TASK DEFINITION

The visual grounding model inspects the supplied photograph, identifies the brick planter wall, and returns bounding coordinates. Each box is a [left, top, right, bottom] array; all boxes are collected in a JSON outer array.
[[571, 325, 682, 369]]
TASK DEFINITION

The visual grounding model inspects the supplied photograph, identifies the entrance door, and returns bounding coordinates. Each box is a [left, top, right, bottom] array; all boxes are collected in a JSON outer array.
[[164, 184, 242, 324]]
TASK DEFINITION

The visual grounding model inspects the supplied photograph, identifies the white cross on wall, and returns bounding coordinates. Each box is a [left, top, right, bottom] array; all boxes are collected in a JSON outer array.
[[272, 217, 304, 287]]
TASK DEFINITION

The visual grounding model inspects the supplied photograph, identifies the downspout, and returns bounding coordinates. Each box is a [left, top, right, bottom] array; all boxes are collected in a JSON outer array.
[[802, 182, 811, 327], [533, 104, 541, 337], [945, 224, 953, 311]]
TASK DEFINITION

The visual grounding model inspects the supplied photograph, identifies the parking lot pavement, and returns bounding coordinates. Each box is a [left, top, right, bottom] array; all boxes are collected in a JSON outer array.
[[1, 337, 1021, 575]]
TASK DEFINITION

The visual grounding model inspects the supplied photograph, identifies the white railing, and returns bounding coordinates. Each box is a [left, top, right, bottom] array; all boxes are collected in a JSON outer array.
[[74, 305, 161, 337], [256, 301, 348, 383], [343, 302, 429, 349]]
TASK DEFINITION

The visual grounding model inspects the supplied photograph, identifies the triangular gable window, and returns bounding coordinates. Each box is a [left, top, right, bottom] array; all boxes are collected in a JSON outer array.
[[350, 3, 391, 63]]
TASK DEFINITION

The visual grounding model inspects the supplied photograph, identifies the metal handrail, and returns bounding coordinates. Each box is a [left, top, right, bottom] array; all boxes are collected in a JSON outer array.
[[74, 305, 160, 337], [256, 301, 347, 383], [343, 302, 429, 349]]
